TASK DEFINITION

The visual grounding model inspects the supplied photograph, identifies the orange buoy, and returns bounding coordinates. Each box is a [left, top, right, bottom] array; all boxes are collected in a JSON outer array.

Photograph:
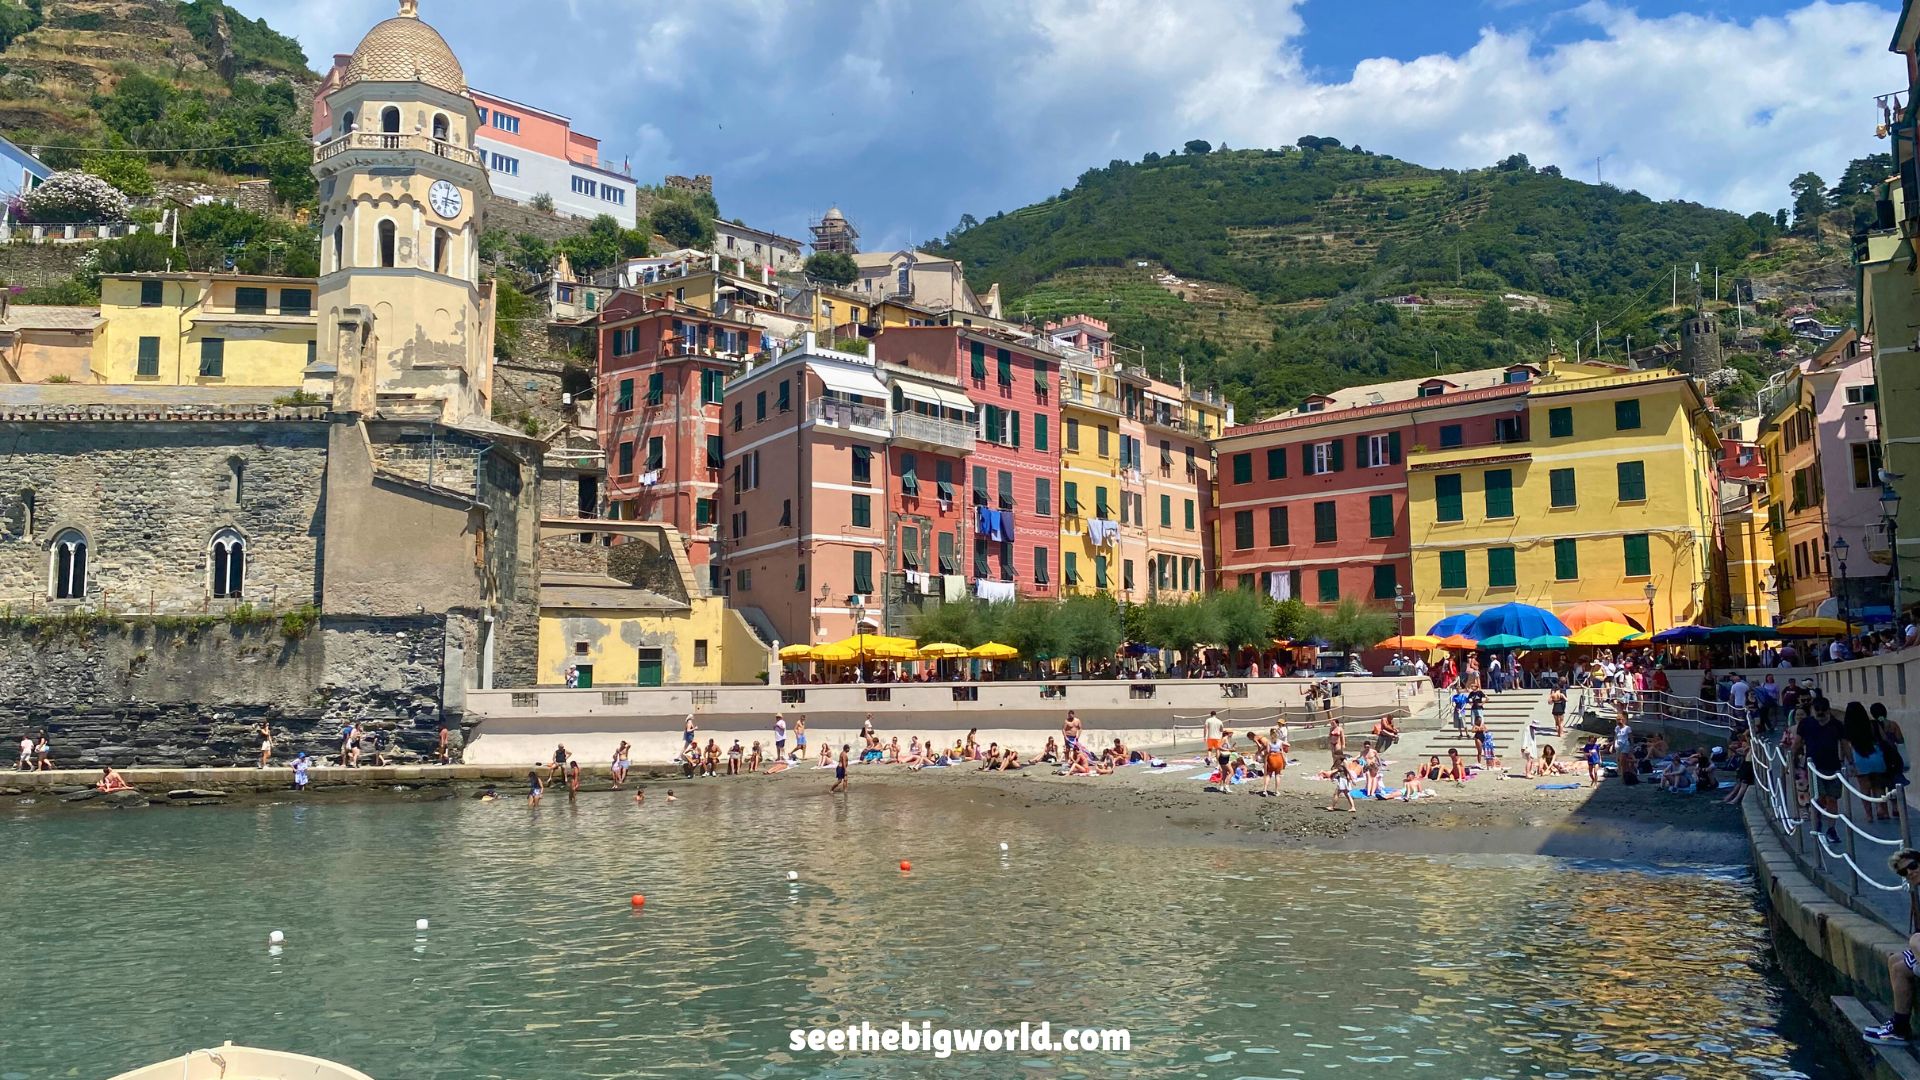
[[630, 894, 645, 908], [899, 860, 911, 872]]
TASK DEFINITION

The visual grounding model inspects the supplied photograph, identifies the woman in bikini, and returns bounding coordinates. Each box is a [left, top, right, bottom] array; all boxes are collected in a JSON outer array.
[[1327, 717, 1346, 765]]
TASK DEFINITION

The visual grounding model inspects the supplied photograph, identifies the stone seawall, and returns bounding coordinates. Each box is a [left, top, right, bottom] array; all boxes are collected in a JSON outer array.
[[0, 614, 458, 767]]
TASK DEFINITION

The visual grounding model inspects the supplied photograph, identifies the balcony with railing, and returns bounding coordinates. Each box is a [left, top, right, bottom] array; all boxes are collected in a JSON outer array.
[[807, 397, 890, 437], [1059, 380, 1122, 415], [313, 132, 483, 169], [891, 411, 974, 454], [1141, 406, 1206, 437]]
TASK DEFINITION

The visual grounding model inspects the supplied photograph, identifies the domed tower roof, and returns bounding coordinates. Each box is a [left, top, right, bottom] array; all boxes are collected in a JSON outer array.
[[344, 1, 466, 96]]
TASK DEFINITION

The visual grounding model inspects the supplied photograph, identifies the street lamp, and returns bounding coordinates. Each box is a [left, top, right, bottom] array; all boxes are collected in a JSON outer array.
[[1834, 535, 1853, 641], [1642, 581, 1658, 636], [1392, 583, 1407, 636], [1883, 485, 1904, 617]]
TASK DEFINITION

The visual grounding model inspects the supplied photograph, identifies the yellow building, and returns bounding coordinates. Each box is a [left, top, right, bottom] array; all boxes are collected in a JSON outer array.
[[1721, 480, 1776, 626], [95, 273, 316, 386], [1405, 365, 1720, 633], [536, 522, 768, 685], [1129, 371, 1227, 600], [1058, 352, 1127, 595]]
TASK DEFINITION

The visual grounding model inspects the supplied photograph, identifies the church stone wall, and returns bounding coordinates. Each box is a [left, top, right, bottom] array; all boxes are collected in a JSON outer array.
[[0, 418, 329, 613]]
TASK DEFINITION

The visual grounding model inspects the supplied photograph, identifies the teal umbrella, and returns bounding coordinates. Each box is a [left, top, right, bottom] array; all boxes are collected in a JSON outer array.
[[1478, 633, 1531, 649], [1524, 635, 1571, 649], [1708, 623, 1775, 640]]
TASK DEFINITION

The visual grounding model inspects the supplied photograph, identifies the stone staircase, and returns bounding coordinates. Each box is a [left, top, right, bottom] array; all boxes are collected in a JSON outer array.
[[1392, 688, 1553, 762]]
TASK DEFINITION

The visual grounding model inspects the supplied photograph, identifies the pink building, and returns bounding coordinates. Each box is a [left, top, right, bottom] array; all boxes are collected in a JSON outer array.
[[1804, 331, 1889, 615], [721, 334, 894, 647], [874, 326, 1062, 602]]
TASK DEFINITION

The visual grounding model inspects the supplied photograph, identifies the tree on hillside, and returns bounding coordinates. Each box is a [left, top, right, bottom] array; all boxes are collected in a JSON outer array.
[[558, 214, 648, 275], [650, 201, 708, 249], [1790, 172, 1828, 230], [1831, 154, 1894, 201], [81, 154, 154, 197], [1475, 297, 1509, 335], [1497, 153, 1531, 172], [1184, 140, 1212, 155], [804, 251, 857, 285]]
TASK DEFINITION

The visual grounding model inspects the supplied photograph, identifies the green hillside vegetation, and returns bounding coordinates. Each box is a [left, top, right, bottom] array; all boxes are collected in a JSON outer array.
[[0, 0, 316, 203], [932, 143, 1806, 416]]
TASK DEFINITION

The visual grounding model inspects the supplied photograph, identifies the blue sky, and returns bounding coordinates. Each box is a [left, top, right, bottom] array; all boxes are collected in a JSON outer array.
[[241, 1, 1904, 252]]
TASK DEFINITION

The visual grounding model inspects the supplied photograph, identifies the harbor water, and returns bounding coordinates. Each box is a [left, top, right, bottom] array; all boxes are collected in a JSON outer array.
[[0, 782, 1839, 1078]]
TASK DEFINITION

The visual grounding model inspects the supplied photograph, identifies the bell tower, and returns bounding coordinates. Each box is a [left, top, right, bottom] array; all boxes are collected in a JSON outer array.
[[311, 0, 493, 424]]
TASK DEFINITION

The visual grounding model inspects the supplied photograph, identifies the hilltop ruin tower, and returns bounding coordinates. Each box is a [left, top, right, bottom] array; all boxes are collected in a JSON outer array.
[[809, 207, 859, 254], [1680, 311, 1723, 377]]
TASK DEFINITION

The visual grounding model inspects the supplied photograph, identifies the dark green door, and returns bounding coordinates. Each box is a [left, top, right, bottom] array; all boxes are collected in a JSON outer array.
[[636, 648, 664, 687], [575, 664, 593, 689]]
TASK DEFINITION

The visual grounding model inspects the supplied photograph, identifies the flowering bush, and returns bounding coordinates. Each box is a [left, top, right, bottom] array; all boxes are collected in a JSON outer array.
[[20, 170, 131, 224]]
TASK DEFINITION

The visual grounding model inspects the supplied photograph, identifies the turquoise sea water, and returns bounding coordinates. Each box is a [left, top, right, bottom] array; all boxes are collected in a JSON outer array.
[[0, 782, 1839, 1079]]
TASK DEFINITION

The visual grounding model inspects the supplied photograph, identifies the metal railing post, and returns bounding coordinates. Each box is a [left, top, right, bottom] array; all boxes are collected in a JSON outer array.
[[1901, 787, 1915, 853], [1845, 781, 1862, 895]]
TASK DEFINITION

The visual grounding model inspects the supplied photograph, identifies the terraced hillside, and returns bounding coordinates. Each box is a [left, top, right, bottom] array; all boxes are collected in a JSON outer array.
[[934, 144, 1815, 417]]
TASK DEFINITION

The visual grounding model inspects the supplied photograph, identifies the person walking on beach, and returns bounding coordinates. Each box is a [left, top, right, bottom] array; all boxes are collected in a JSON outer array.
[[1202, 710, 1221, 757], [33, 731, 50, 771], [1327, 716, 1345, 765], [773, 713, 787, 762], [830, 744, 850, 793], [1863, 849, 1920, 1045], [1549, 686, 1568, 737], [794, 715, 807, 763], [1326, 753, 1356, 813], [527, 769, 543, 806], [16, 731, 32, 771]]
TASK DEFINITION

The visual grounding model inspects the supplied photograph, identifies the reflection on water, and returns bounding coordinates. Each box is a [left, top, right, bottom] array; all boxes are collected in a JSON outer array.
[[0, 785, 1837, 1079]]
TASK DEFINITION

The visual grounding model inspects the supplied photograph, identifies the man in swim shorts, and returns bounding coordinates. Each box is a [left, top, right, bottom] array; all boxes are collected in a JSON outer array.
[[1866, 849, 1920, 1045]]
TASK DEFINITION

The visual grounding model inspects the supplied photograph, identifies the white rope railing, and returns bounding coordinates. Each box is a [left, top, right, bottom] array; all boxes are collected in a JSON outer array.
[[1633, 690, 1741, 732], [1749, 728, 1912, 895]]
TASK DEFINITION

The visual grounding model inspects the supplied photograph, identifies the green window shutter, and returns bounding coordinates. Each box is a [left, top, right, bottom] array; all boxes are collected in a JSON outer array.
[[1387, 431, 1402, 464], [1010, 411, 1021, 448], [1317, 568, 1340, 602], [1095, 555, 1109, 588], [1232, 453, 1252, 484], [1617, 460, 1646, 502], [646, 437, 663, 470], [1313, 501, 1337, 543], [1484, 469, 1513, 518], [1548, 407, 1572, 438], [1487, 547, 1516, 588], [997, 348, 1012, 384], [1095, 488, 1111, 518], [1234, 510, 1253, 549], [1063, 481, 1078, 514], [1159, 494, 1171, 527], [939, 532, 955, 572], [1623, 533, 1651, 577], [696, 498, 713, 525], [1372, 564, 1396, 600], [647, 372, 663, 405], [136, 336, 160, 377], [1553, 538, 1578, 580], [1036, 546, 1050, 583], [1035, 478, 1050, 517], [1034, 414, 1048, 451], [853, 551, 874, 594], [1549, 468, 1576, 508], [199, 338, 224, 377], [1435, 474, 1463, 522], [706, 434, 723, 468], [1369, 494, 1393, 538], [970, 341, 986, 378], [777, 381, 790, 411], [1266, 447, 1286, 479], [1268, 505, 1288, 545], [1184, 499, 1195, 530], [1614, 398, 1641, 430], [1439, 550, 1467, 590], [1064, 551, 1078, 584], [851, 494, 871, 527], [617, 378, 634, 411], [1329, 439, 1344, 472]]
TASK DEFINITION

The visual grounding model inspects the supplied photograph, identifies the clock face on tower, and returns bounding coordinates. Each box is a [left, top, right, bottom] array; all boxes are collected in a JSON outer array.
[[428, 180, 462, 219]]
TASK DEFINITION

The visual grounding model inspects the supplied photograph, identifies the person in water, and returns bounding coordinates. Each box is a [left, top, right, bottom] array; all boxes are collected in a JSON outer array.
[[830, 744, 851, 793], [527, 770, 543, 806]]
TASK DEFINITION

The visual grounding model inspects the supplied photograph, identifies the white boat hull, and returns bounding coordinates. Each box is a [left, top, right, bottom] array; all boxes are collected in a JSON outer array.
[[108, 1043, 375, 1080]]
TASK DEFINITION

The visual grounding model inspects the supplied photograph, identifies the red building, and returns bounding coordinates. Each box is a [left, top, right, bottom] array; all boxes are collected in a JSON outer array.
[[874, 326, 1061, 601], [879, 363, 978, 632], [595, 293, 754, 572], [1213, 369, 1536, 616]]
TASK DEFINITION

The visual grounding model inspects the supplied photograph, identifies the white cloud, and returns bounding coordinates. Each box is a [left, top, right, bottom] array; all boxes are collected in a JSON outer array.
[[230, 0, 1903, 241]]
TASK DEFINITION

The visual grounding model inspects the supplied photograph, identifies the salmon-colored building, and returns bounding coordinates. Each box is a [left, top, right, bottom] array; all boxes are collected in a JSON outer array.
[[874, 325, 1061, 602], [596, 293, 754, 574], [879, 362, 978, 634], [721, 334, 895, 646], [1213, 366, 1540, 625]]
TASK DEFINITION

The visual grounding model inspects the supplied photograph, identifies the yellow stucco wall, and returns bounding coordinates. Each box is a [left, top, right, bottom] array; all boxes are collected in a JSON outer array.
[[537, 598, 768, 685], [97, 275, 315, 386], [1060, 363, 1124, 595], [1408, 370, 1719, 633]]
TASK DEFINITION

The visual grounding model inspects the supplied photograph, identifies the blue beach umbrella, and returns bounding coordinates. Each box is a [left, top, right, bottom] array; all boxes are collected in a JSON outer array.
[[1466, 602, 1572, 640], [1428, 613, 1477, 637], [1651, 626, 1710, 644]]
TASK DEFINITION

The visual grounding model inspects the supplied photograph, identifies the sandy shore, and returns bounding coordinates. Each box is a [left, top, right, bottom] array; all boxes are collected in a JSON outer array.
[[6, 728, 1742, 865]]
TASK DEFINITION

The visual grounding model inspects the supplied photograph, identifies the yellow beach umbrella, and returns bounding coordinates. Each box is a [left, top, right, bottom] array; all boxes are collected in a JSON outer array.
[[1569, 621, 1640, 646], [1779, 616, 1852, 636], [969, 641, 1019, 660], [917, 642, 969, 658], [777, 643, 814, 661], [811, 642, 859, 662]]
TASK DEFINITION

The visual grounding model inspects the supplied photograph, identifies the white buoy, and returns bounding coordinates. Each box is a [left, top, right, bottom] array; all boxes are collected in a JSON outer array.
[[787, 871, 799, 881], [268, 930, 285, 944], [999, 842, 1009, 851], [416, 918, 430, 931]]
